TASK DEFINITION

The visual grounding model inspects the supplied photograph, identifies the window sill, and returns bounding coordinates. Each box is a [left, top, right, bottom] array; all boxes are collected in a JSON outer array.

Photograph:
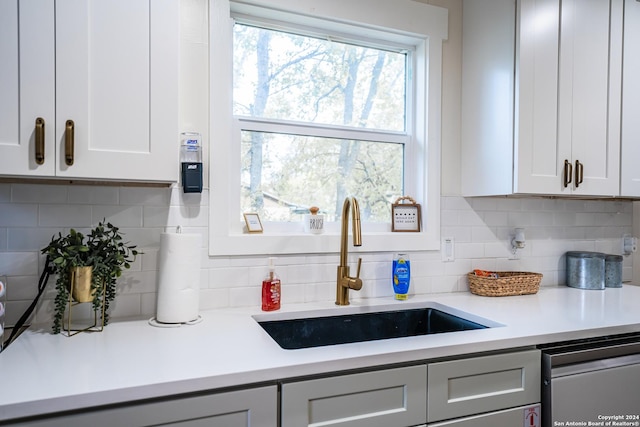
[[208, 230, 440, 256]]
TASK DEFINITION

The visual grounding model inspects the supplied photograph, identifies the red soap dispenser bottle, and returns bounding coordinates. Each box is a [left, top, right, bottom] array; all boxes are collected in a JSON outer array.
[[261, 257, 281, 311]]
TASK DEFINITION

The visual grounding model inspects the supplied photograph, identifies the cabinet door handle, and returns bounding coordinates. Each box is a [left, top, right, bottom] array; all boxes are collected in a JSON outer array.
[[65, 120, 74, 166], [563, 159, 573, 188], [35, 117, 45, 165], [575, 160, 584, 188]]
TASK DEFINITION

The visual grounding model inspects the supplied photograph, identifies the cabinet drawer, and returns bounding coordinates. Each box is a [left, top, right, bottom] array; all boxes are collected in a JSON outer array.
[[10, 385, 277, 427], [427, 349, 540, 422], [427, 403, 540, 427], [281, 364, 427, 427]]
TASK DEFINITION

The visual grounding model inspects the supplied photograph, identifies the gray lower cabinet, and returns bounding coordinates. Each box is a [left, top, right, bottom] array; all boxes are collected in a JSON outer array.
[[8, 349, 541, 427], [280, 364, 428, 427], [427, 349, 541, 424], [10, 385, 277, 427]]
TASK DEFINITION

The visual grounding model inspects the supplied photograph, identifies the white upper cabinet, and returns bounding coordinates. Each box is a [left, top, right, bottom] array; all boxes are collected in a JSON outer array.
[[461, 0, 623, 197], [0, 0, 55, 177], [0, 0, 179, 182], [621, 0, 640, 196]]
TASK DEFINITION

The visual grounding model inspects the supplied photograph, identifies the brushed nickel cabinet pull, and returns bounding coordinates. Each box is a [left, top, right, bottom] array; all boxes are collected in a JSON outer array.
[[575, 160, 584, 188], [35, 117, 45, 165], [65, 120, 74, 166], [563, 159, 573, 188]]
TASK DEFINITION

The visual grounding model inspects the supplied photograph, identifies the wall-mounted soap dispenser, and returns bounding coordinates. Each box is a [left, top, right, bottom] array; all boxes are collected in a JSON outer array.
[[180, 132, 203, 193]]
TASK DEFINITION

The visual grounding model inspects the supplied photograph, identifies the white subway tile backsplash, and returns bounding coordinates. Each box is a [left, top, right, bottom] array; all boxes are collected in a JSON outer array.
[[0, 204, 38, 227], [120, 187, 171, 206], [0, 252, 39, 276], [455, 242, 484, 259], [91, 205, 144, 227], [11, 184, 68, 204], [7, 227, 62, 251], [282, 283, 305, 304], [458, 210, 485, 227], [38, 205, 92, 227], [441, 226, 471, 243], [443, 196, 472, 210], [0, 227, 7, 251], [209, 266, 250, 288], [144, 206, 173, 227], [0, 183, 634, 328], [140, 292, 158, 315], [440, 210, 460, 226], [471, 226, 498, 243], [187, 205, 209, 227], [495, 198, 523, 211], [467, 197, 497, 211], [4, 276, 38, 300], [229, 286, 260, 308], [110, 293, 143, 319], [0, 184, 11, 202], [199, 288, 230, 310], [68, 186, 119, 205], [483, 211, 508, 227]]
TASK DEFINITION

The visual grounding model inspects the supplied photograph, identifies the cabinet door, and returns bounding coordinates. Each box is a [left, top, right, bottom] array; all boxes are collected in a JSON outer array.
[[620, 0, 640, 196], [9, 386, 277, 427], [0, 0, 55, 176], [517, 0, 623, 196], [281, 365, 427, 427], [515, 0, 565, 195], [55, 0, 179, 182], [557, 0, 622, 196]]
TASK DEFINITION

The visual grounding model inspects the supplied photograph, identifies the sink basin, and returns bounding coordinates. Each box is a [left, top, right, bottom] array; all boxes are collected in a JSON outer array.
[[254, 302, 496, 350]]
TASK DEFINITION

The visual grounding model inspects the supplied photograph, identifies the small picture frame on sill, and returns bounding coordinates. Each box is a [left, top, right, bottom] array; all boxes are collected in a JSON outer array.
[[391, 196, 421, 232], [243, 213, 263, 233]]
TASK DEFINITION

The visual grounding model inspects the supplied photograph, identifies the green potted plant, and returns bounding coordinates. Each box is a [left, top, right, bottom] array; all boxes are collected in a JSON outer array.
[[41, 220, 139, 334]]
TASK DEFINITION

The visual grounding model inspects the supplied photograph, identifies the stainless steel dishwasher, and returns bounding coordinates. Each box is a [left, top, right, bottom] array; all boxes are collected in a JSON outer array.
[[540, 333, 640, 427]]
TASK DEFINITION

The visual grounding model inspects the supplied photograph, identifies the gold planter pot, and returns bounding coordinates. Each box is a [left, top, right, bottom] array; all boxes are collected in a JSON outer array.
[[65, 265, 106, 336], [70, 266, 94, 303]]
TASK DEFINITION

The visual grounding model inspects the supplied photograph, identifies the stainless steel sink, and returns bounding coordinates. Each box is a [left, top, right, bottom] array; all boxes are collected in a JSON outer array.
[[254, 302, 499, 349]]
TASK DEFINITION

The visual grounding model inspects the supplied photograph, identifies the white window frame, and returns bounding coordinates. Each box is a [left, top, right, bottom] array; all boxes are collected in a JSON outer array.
[[209, 0, 447, 256]]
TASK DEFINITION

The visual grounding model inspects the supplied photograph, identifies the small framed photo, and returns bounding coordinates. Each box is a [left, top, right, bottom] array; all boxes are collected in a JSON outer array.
[[392, 197, 422, 232], [243, 213, 263, 233]]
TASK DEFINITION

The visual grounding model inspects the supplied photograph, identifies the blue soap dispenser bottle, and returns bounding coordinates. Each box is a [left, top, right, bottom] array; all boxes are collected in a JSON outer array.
[[392, 253, 410, 300]]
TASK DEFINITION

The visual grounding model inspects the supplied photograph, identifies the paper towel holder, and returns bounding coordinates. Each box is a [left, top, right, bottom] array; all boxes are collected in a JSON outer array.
[[149, 315, 203, 328], [149, 227, 203, 328]]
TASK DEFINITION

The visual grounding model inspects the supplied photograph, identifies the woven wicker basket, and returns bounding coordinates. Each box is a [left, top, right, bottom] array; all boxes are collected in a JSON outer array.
[[467, 271, 542, 297]]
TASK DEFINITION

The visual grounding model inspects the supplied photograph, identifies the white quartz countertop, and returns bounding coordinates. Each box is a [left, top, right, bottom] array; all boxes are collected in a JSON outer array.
[[2, 285, 640, 422]]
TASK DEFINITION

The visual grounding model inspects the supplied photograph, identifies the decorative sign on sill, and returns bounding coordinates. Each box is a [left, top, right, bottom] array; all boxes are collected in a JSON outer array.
[[391, 196, 422, 232], [243, 213, 264, 233]]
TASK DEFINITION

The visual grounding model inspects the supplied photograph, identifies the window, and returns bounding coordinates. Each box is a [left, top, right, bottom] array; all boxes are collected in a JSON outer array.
[[235, 24, 408, 224], [209, 0, 447, 256]]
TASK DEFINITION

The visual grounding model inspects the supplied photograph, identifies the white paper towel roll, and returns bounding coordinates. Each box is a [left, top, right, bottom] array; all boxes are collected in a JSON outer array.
[[156, 231, 202, 323]]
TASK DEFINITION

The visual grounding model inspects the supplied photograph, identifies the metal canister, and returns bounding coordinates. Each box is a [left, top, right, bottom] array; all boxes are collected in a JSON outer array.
[[566, 251, 605, 290], [604, 254, 623, 288]]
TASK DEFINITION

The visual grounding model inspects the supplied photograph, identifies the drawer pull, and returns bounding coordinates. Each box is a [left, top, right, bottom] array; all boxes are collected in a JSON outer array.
[[35, 117, 45, 165], [65, 120, 74, 166], [575, 160, 584, 188], [563, 159, 572, 188]]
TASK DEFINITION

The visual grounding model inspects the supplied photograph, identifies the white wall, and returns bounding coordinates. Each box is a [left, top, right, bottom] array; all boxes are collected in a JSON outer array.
[[0, 0, 634, 329]]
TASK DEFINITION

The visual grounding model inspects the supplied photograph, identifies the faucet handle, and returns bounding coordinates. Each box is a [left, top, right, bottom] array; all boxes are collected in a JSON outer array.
[[347, 258, 363, 291]]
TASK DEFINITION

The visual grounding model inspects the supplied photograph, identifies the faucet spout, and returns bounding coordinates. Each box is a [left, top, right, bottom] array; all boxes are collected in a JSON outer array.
[[336, 197, 363, 306]]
